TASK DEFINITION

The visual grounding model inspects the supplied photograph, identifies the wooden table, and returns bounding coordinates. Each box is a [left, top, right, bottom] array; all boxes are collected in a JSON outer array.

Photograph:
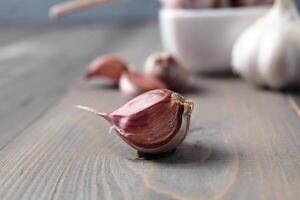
[[0, 21, 300, 200]]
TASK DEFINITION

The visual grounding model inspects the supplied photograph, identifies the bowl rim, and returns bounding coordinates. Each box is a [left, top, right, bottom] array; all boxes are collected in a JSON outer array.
[[160, 6, 271, 17]]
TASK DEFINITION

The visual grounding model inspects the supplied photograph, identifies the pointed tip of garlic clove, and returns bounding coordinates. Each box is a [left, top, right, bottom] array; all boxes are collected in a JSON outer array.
[[75, 105, 108, 117], [76, 105, 98, 114]]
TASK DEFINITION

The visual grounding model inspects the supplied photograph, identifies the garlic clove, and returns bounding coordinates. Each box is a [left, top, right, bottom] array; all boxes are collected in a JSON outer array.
[[83, 54, 128, 84], [119, 71, 166, 96], [144, 52, 189, 91], [76, 89, 194, 154]]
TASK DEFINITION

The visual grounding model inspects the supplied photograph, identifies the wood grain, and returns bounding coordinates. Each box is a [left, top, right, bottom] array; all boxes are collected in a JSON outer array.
[[0, 21, 154, 149], [289, 95, 300, 119], [1, 75, 300, 200], [1, 23, 300, 199]]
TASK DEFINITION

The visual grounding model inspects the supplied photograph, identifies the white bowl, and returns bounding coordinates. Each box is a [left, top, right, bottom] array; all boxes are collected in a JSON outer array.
[[159, 7, 270, 72]]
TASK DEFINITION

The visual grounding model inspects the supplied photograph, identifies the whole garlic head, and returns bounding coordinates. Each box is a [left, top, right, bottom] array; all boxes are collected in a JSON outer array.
[[231, 0, 300, 89]]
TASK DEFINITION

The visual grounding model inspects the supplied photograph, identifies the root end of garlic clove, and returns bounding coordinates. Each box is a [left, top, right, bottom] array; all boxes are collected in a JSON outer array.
[[171, 93, 194, 114], [184, 100, 194, 115]]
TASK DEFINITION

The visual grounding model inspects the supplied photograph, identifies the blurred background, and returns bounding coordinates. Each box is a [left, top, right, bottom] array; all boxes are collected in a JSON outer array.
[[1, 0, 299, 24], [0, 0, 160, 23]]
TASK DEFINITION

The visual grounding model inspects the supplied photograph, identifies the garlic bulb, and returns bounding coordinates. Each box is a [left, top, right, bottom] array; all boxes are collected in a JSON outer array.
[[77, 89, 194, 154], [232, 0, 300, 89]]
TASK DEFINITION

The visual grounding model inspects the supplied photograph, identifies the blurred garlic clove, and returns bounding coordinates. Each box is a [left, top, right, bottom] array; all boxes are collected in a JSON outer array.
[[144, 52, 189, 91], [119, 71, 166, 96], [76, 89, 194, 154], [83, 54, 128, 85]]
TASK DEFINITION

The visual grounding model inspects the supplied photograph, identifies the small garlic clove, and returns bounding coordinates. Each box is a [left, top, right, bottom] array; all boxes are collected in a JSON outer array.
[[119, 71, 166, 96], [76, 89, 194, 154], [144, 52, 189, 91], [83, 54, 128, 84]]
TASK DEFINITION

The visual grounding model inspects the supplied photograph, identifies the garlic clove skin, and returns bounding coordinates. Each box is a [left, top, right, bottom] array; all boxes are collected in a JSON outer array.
[[119, 71, 166, 96], [144, 52, 189, 91], [130, 97, 194, 154], [231, 0, 300, 89], [76, 89, 194, 154], [83, 54, 128, 84]]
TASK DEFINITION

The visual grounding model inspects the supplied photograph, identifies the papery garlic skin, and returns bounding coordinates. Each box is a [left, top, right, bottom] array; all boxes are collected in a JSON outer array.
[[232, 0, 300, 89], [130, 95, 194, 154], [77, 89, 194, 154]]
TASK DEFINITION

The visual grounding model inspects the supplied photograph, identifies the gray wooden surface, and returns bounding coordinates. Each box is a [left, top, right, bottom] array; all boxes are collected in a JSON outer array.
[[0, 21, 300, 200]]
